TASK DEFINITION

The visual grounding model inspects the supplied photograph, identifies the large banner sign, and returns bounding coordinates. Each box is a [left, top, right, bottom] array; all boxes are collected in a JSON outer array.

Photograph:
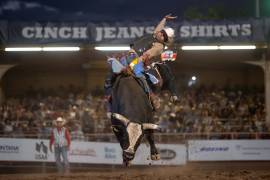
[[0, 138, 186, 165], [188, 140, 270, 161], [6, 21, 156, 45], [0, 18, 269, 45], [177, 19, 264, 43]]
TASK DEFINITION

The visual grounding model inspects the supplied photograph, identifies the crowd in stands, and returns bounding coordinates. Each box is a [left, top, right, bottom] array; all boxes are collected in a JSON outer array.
[[0, 85, 269, 140], [0, 86, 110, 140], [156, 86, 268, 139]]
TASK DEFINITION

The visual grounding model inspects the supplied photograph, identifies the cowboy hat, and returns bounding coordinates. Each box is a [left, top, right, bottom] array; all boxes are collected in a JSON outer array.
[[55, 117, 65, 124]]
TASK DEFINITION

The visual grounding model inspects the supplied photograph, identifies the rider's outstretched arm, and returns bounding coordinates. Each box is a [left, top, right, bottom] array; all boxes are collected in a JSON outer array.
[[141, 14, 177, 63], [154, 14, 177, 34]]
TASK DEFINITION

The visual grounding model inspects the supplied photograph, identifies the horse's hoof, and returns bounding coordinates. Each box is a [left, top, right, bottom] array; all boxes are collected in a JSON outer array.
[[123, 150, 135, 161], [151, 153, 160, 160], [123, 160, 131, 167]]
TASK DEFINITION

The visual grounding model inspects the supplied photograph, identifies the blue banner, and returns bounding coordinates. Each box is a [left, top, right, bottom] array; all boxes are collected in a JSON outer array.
[[1, 18, 269, 45]]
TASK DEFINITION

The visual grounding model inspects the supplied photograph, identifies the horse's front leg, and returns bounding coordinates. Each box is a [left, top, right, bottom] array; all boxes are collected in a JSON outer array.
[[145, 129, 160, 160]]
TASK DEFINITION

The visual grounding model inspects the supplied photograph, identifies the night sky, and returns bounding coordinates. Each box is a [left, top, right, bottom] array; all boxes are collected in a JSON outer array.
[[0, 0, 265, 21]]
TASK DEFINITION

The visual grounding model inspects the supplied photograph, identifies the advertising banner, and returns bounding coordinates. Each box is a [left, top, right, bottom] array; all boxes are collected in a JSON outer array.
[[133, 144, 186, 165], [188, 140, 270, 161], [1, 18, 269, 45], [0, 138, 186, 165]]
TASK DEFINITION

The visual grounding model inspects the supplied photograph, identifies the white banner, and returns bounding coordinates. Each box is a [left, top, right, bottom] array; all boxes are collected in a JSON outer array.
[[133, 144, 186, 165], [188, 140, 270, 161], [0, 138, 51, 162], [69, 141, 122, 164], [0, 138, 186, 165]]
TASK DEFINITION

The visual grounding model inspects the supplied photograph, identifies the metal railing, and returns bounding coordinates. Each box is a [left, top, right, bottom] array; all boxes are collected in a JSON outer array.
[[0, 132, 269, 143]]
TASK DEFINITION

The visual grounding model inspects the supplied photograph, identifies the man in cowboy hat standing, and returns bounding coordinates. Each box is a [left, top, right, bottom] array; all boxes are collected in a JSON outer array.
[[49, 117, 71, 174]]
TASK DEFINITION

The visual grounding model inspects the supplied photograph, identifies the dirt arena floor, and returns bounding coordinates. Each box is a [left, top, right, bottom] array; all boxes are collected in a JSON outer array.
[[0, 162, 270, 180]]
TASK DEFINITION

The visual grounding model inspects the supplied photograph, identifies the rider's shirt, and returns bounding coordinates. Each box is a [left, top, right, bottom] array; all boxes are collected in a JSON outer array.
[[143, 18, 168, 60]]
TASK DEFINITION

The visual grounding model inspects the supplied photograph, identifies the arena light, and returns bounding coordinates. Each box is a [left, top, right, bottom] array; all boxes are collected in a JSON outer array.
[[94, 46, 130, 51], [5, 46, 80, 52], [42, 47, 80, 51], [181, 46, 219, 50], [219, 45, 256, 50], [191, 76, 197, 81], [181, 45, 256, 50], [5, 47, 42, 51]]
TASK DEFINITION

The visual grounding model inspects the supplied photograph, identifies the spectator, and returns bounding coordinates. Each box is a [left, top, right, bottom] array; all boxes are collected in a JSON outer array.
[[71, 124, 85, 141]]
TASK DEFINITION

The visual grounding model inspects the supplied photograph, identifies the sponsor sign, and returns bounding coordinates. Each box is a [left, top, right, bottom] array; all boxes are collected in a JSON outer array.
[[188, 140, 270, 161], [133, 144, 186, 165], [159, 149, 176, 160], [2, 18, 268, 45], [104, 146, 117, 160], [0, 138, 53, 162], [68, 142, 122, 164], [0, 138, 186, 165], [35, 141, 49, 160], [0, 144, 19, 154]]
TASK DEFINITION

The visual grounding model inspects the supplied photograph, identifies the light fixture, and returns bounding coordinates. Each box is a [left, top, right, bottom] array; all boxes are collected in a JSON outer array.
[[5, 47, 42, 51], [191, 76, 197, 81], [219, 45, 256, 50], [181, 45, 256, 50], [42, 47, 80, 51], [181, 46, 219, 50], [94, 46, 130, 51], [5, 46, 80, 52]]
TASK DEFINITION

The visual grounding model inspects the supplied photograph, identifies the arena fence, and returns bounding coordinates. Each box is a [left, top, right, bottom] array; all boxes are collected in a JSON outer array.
[[0, 134, 270, 171], [0, 132, 269, 143]]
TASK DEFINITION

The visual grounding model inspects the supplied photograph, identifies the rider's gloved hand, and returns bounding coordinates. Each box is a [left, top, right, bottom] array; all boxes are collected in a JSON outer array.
[[164, 14, 177, 20]]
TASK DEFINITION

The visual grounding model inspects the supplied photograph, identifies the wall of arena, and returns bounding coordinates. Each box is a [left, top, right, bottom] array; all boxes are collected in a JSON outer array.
[[180, 67, 264, 87], [2, 63, 264, 97]]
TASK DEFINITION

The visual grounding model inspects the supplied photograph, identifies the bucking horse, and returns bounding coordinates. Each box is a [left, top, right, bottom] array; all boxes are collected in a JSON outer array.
[[107, 50, 177, 166], [110, 72, 160, 166]]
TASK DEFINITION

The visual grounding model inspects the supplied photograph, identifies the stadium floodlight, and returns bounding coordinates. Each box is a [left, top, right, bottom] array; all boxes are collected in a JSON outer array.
[[181, 46, 219, 50], [5, 47, 42, 51], [219, 45, 256, 50], [94, 46, 130, 51], [42, 47, 80, 51]]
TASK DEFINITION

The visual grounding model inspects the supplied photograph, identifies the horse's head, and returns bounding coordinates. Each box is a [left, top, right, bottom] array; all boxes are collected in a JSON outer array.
[[112, 113, 160, 161]]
